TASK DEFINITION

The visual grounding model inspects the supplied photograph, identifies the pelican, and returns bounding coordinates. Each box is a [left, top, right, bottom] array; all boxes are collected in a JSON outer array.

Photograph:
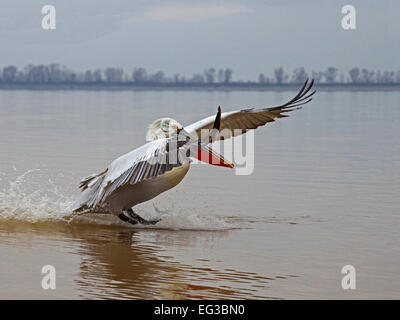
[[72, 79, 315, 225]]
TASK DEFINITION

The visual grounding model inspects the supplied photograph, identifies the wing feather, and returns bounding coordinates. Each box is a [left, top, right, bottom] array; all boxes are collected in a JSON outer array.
[[185, 79, 315, 141], [81, 137, 190, 208]]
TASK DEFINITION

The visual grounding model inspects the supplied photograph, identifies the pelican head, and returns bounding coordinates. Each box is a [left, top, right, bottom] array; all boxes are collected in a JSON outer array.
[[146, 117, 184, 141]]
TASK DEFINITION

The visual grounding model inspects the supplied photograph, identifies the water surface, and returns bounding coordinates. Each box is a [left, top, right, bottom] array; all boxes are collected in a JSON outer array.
[[0, 89, 399, 299]]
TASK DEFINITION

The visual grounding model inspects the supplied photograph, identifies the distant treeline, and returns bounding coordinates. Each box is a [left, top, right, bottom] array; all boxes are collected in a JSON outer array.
[[0, 64, 400, 86]]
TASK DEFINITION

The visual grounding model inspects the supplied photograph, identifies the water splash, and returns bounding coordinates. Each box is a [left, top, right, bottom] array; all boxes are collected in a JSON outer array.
[[139, 204, 237, 231], [0, 169, 73, 223], [0, 168, 239, 231]]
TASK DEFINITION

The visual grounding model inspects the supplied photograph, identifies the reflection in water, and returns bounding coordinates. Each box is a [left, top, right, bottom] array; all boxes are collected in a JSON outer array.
[[71, 226, 287, 299], [0, 221, 292, 299]]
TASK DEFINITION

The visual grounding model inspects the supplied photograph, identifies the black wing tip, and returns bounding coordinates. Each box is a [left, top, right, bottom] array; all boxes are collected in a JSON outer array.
[[287, 78, 315, 107], [213, 105, 222, 130]]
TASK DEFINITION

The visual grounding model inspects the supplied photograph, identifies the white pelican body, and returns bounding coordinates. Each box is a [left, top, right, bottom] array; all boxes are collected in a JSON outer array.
[[72, 136, 191, 215], [72, 80, 315, 225], [106, 163, 190, 213]]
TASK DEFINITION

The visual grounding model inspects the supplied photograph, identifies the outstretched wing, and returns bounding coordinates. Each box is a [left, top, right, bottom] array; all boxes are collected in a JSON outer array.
[[80, 137, 190, 208], [185, 79, 315, 141]]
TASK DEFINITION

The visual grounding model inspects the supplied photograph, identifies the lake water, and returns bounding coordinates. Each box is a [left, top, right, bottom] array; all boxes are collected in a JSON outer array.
[[0, 89, 399, 299]]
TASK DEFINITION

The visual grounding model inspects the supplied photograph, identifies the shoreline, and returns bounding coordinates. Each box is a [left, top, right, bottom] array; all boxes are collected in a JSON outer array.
[[1, 83, 400, 92]]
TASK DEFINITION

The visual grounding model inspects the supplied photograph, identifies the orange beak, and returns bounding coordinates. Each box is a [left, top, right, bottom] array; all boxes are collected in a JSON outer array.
[[195, 145, 234, 168]]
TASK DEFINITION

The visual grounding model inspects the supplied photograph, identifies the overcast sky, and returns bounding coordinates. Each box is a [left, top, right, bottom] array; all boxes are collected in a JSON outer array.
[[0, 0, 398, 79]]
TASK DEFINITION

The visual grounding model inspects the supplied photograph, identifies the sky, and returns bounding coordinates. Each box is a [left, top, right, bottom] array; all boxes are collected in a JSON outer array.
[[0, 0, 399, 80]]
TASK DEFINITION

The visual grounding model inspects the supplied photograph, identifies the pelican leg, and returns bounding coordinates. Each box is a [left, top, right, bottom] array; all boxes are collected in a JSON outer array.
[[118, 212, 138, 225], [126, 208, 161, 225]]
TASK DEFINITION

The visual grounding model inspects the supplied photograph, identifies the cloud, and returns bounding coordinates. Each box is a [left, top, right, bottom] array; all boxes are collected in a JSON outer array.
[[145, 3, 250, 21]]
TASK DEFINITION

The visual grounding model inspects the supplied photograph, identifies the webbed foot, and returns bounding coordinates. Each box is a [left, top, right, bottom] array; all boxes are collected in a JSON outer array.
[[118, 212, 138, 225], [125, 208, 161, 225]]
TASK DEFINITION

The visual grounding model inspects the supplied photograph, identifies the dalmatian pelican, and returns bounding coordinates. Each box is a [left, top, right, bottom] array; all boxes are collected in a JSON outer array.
[[72, 79, 315, 225]]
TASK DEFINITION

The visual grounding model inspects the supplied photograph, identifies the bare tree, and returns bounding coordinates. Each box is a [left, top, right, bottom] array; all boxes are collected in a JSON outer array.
[[105, 67, 123, 83], [2, 66, 17, 83], [224, 68, 233, 83], [84, 70, 93, 83], [349, 67, 360, 83], [396, 71, 400, 83], [258, 73, 266, 83], [291, 67, 308, 83], [92, 69, 103, 83], [189, 74, 205, 83], [382, 70, 395, 83], [132, 67, 147, 83], [48, 64, 62, 83], [149, 71, 165, 83], [217, 69, 224, 83], [311, 71, 324, 83], [361, 68, 375, 83], [24, 64, 51, 83], [173, 73, 181, 83], [204, 68, 216, 84], [325, 67, 338, 83], [274, 67, 287, 84]]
